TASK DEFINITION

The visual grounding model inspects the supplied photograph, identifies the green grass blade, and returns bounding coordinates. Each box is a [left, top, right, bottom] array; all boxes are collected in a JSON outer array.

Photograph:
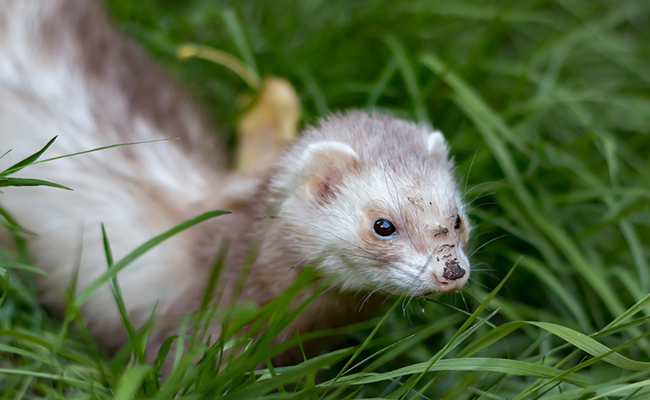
[[221, 8, 259, 77], [74, 210, 229, 308], [33, 138, 178, 165], [321, 357, 590, 388], [102, 224, 147, 364], [397, 259, 520, 398], [384, 35, 427, 123], [1, 136, 57, 176], [111, 364, 153, 400], [0, 177, 72, 190]]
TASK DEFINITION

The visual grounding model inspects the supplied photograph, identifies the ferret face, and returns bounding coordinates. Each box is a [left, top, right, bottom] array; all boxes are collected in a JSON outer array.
[[273, 113, 470, 298], [350, 171, 471, 296]]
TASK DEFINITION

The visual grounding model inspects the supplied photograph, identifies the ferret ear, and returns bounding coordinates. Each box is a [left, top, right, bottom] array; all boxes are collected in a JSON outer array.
[[300, 141, 359, 203], [427, 129, 448, 156]]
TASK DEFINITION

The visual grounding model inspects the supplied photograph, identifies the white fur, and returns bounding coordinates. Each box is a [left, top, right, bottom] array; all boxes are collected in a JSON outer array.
[[0, 1, 220, 342]]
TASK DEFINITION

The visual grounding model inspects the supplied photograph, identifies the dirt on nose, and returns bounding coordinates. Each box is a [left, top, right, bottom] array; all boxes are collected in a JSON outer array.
[[436, 244, 467, 281], [442, 259, 466, 280]]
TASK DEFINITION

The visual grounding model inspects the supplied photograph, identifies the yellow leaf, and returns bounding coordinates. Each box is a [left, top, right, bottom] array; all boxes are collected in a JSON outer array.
[[236, 78, 301, 173]]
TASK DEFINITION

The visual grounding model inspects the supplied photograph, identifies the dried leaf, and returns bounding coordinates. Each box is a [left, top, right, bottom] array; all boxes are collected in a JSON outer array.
[[236, 78, 301, 173]]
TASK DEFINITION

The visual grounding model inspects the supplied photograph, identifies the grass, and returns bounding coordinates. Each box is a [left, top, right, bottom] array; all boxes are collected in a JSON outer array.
[[1, 0, 650, 398]]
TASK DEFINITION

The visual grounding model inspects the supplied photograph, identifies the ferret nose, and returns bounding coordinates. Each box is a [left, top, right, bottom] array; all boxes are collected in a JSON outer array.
[[433, 259, 468, 293]]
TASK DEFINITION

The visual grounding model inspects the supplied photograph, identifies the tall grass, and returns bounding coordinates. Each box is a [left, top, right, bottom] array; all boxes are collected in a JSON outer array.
[[1, 0, 649, 398]]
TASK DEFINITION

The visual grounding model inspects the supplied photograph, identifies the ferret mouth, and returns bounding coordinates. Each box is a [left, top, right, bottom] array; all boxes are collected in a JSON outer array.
[[420, 285, 465, 298], [370, 285, 455, 299], [421, 288, 450, 298], [404, 287, 439, 298]]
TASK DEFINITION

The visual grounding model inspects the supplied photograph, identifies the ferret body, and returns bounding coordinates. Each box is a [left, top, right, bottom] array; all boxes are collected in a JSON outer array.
[[0, 0, 470, 360]]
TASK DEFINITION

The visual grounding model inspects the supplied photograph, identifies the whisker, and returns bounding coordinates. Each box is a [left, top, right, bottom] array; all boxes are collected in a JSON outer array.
[[468, 278, 493, 292], [467, 190, 497, 207], [463, 150, 478, 195], [468, 234, 508, 258], [462, 287, 488, 308], [459, 290, 469, 312], [359, 283, 391, 311], [463, 180, 502, 198], [470, 270, 501, 282], [466, 201, 498, 214]]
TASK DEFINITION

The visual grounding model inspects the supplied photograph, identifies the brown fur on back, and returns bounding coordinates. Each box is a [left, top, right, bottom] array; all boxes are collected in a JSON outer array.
[[38, 0, 223, 166]]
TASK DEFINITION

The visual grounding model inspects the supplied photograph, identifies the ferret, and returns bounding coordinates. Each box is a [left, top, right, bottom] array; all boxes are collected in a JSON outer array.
[[0, 0, 470, 363]]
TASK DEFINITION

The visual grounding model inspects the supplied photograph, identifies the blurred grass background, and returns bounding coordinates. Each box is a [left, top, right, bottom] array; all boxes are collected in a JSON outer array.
[[1, 0, 650, 398]]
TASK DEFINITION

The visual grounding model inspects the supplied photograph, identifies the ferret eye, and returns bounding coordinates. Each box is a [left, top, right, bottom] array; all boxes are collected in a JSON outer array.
[[373, 219, 396, 237], [454, 215, 462, 230]]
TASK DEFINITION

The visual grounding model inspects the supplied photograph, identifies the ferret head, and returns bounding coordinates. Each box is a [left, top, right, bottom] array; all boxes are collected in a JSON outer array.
[[270, 112, 470, 297]]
